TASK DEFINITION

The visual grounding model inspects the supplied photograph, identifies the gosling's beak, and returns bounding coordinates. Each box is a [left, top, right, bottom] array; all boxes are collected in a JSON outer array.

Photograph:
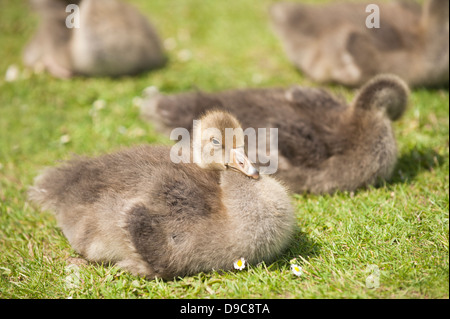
[[227, 148, 259, 179]]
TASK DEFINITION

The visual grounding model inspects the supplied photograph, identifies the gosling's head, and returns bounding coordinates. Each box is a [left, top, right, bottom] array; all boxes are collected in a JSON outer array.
[[192, 110, 259, 179]]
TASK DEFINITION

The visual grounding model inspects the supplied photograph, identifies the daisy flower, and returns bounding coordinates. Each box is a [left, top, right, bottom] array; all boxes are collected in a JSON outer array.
[[233, 258, 246, 270], [291, 264, 303, 277]]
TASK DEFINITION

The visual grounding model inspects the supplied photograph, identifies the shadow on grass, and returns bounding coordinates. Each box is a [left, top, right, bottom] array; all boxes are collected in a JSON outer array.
[[268, 226, 321, 271], [388, 147, 446, 185], [334, 146, 447, 196]]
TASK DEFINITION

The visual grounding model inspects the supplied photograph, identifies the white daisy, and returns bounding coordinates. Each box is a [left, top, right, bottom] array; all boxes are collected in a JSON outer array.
[[291, 264, 303, 277], [233, 258, 246, 270], [92, 99, 106, 111], [5, 64, 19, 82], [60, 134, 71, 144], [177, 49, 192, 62]]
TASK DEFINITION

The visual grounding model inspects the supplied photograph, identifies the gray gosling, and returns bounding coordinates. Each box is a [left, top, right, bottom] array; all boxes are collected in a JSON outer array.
[[23, 0, 166, 78], [29, 111, 295, 279], [141, 74, 409, 194], [270, 0, 449, 88]]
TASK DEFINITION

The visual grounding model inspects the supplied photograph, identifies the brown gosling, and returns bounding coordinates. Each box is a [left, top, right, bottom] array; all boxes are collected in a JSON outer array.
[[23, 0, 166, 78], [29, 111, 295, 279], [141, 74, 409, 194], [269, 0, 449, 88]]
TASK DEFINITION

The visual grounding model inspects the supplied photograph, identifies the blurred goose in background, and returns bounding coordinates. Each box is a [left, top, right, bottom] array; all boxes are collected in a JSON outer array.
[[141, 74, 409, 194], [269, 0, 449, 88], [23, 0, 166, 78], [29, 111, 295, 279]]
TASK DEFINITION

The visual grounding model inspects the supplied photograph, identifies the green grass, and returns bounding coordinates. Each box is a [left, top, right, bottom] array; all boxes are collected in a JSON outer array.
[[0, 0, 448, 299]]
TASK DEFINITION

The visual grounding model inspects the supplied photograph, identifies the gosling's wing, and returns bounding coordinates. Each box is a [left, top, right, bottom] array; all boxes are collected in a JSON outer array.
[[28, 145, 163, 211]]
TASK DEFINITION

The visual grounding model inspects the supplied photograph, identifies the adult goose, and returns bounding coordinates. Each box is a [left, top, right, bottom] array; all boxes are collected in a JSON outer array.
[[23, 0, 166, 78], [269, 0, 449, 88], [141, 74, 409, 194], [29, 111, 295, 279]]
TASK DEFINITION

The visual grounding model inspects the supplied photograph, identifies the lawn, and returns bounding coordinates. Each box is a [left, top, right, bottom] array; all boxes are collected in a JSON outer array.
[[0, 0, 448, 299]]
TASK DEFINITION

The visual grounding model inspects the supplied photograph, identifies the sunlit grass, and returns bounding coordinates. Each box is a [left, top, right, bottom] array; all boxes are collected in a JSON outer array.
[[0, 0, 448, 299]]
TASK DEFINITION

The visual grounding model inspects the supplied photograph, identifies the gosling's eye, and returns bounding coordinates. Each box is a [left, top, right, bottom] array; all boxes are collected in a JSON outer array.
[[211, 138, 221, 146]]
